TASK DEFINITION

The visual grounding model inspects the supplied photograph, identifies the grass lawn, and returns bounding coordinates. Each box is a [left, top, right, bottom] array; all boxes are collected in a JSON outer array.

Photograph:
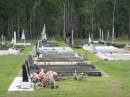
[[0, 41, 130, 97]]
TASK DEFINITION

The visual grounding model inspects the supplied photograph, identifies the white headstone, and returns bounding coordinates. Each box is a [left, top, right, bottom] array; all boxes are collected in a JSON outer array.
[[21, 30, 26, 42], [99, 28, 102, 41], [88, 32, 92, 44], [112, 27, 114, 43], [41, 24, 47, 41], [1, 35, 5, 45], [102, 30, 104, 41], [13, 31, 16, 45]]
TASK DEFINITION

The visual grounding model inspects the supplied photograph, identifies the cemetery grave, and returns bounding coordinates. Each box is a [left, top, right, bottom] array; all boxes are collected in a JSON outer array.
[[66, 37, 85, 48], [65, 29, 85, 48], [0, 34, 20, 55], [0, 30, 32, 55], [83, 43, 130, 60], [13, 30, 31, 50]]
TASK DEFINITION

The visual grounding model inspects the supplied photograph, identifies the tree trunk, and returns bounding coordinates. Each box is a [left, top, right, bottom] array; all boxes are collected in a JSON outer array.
[[30, 16, 32, 38], [129, 13, 130, 38], [7, 20, 10, 39], [63, 1, 66, 41], [17, 16, 20, 39]]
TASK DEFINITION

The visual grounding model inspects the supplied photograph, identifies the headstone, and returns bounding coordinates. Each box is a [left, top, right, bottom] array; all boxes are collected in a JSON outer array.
[[99, 28, 102, 41], [22, 64, 28, 82], [35, 42, 39, 57], [71, 29, 74, 46], [41, 24, 47, 41], [21, 30, 26, 42], [26, 61, 30, 76], [1, 35, 5, 45], [13, 31, 16, 46], [102, 30, 104, 41], [88, 32, 92, 44], [112, 27, 115, 43], [28, 54, 33, 67], [107, 30, 110, 41]]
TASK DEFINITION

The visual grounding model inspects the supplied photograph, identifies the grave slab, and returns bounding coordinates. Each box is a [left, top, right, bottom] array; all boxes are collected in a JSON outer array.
[[8, 77, 34, 91]]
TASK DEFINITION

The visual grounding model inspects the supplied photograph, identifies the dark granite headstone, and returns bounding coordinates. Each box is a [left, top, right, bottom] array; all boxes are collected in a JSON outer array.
[[22, 64, 28, 82], [28, 54, 33, 67], [26, 61, 30, 76], [36, 42, 40, 57]]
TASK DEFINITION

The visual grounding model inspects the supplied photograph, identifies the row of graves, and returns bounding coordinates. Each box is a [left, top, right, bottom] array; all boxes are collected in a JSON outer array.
[[25, 40, 101, 89], [0, 30, 31, 55], [8, 25, 102, 91], [33, 40, 101, 77], [83, 33, 130, 61]]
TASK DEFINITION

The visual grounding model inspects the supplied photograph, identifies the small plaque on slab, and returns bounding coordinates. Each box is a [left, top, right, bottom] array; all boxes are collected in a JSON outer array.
[[20, 82, 34, 89]]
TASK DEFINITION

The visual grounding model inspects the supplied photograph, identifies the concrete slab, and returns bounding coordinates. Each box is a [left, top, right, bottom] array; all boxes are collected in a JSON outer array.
[[8, 77, 34, 91], [0, 49, 20, 55], [15, 43, 31, 46], [96, 52, 130, 60]]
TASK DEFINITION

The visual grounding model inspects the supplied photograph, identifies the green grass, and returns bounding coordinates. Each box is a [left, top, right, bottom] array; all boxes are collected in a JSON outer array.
[[106, 39, 130, 44], [0, 41, 130, 97], [20, 46, 33, 56], [0, 55, 23, 96]]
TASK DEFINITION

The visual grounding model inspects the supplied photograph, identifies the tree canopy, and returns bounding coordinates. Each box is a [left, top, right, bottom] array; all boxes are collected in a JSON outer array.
[[0, 0, 130, 40]]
